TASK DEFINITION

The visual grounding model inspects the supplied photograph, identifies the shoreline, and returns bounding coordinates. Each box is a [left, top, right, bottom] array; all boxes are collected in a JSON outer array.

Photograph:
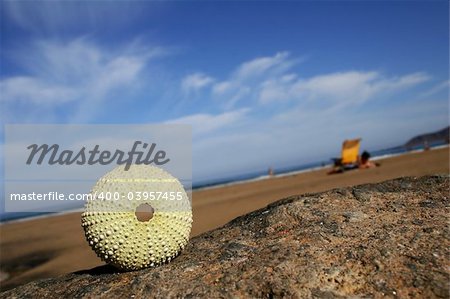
[[194, 144, 450, 191], [2, 144, 448, 225]]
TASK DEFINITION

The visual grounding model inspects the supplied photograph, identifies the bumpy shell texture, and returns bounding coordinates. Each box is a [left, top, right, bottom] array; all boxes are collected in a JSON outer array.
[[81, 165, 192, 271]]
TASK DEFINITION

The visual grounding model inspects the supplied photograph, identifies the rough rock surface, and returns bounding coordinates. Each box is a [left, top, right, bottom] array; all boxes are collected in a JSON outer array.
[[2, 175, 449, 298]]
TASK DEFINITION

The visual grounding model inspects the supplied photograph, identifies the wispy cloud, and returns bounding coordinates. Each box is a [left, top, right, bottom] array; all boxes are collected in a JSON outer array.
[[181, 73, 214, 95], [1, 77, 77, 105], [420, 79, 449, 98], [2, 1, 155, 36], [1, 38, 165, 123], [259, 71, 430, 106], [234, 51, 295, 80], [165, 108, 250, 136], [185, 52, 429, 111], [209, 52, 300, 108]]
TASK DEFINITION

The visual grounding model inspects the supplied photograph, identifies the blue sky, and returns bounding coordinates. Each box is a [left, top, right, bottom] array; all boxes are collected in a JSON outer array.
[[1, 1, 449, 181]]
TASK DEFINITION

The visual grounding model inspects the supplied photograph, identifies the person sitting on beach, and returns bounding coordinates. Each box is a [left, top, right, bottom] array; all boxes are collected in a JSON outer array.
[[358, 151, 376, 169]]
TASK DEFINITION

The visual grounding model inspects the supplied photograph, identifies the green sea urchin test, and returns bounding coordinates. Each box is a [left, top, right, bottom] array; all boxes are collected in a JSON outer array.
[[81, 165, 192, 270]]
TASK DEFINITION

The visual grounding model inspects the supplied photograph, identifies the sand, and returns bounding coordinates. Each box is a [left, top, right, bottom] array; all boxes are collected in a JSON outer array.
[[1, 147, 448, 290]]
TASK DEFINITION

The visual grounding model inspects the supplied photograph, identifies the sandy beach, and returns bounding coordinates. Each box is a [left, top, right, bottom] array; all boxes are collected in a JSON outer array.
[[1, 146, 448, 291]]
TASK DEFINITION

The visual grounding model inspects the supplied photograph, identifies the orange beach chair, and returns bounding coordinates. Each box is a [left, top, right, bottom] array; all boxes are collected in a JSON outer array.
[[330, 138, 361, 172], [341, 138, 361, 165]]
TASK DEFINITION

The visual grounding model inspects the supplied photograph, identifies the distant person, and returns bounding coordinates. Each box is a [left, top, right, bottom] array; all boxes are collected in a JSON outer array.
[[268, 167, 274, 177], [423, 140, 430, 151], [359, 151, 376, 169]]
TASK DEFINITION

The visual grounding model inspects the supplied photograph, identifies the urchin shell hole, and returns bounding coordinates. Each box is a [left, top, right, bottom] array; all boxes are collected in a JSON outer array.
[[135, 203, 154, 222]]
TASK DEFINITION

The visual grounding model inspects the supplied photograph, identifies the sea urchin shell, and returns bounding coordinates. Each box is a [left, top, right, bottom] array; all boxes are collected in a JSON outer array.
[[81, 165, 192, 270]]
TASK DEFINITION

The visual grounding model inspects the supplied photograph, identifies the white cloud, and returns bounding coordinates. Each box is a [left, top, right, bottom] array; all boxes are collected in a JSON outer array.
[[225, 87, 251, 109], [165, 108, 250, 136], [209, 51, 300, 108], [2, 1, 158, 36], [420, 80, 449, 98], [193, 51, 429, 111], [1, 76, 77, 104], [212, 81, 232, 95], [181, 73, 214, 94], [259, 71, 430, 106], [234, 51, 294, 79], [258, 74, 298, 103], [386, 72, 431, 88], [291, 71, 379, 102], [1, 38, 163, 122]]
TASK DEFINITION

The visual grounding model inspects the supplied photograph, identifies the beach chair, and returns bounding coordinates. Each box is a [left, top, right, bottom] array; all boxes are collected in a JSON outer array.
[[341, 138, 361, 166], [330, 138, 361, 173]]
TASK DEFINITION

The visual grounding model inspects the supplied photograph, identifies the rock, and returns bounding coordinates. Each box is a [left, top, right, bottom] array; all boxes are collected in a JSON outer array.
[[2, 175, 449, 299], [352, 188, 371, 202], [342, 211, 368, 223]]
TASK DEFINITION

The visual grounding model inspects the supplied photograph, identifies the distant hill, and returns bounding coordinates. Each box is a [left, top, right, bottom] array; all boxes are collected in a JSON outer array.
[[404, 126, 449, 148]]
